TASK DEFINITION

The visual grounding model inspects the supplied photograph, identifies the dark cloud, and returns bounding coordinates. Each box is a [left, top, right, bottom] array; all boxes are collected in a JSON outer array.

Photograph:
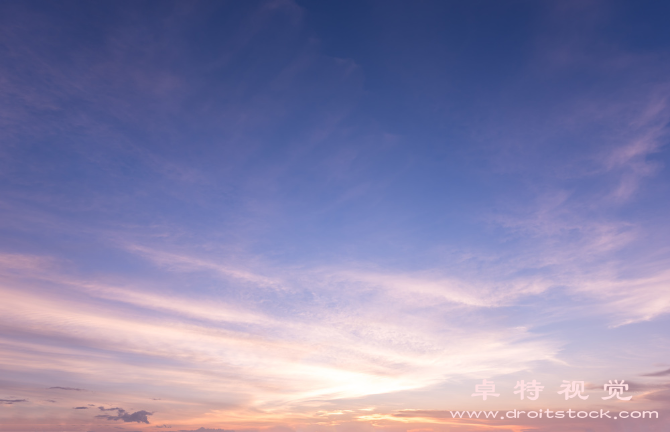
[[73, 406, 89, 409], [179, 429, 238, 432], [49, 386, 85, 391], [156, 426, 172, 429], [644, 390, 670, 402], [621, 380, 670, 392], [642, 368, 670, 377], [88, 404, 96, 406], [98, 406, 122, 411], [95, 407, 153, 424], [152, 398, 162, 400], [0, 399, 27, 404], [45, 400, 57, 403]]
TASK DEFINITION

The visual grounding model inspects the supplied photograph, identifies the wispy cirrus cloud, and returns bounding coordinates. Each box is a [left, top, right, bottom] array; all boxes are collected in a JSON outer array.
[[0, 251, 559, 411], [643, 368, 670, 377], [1, 1, 670, 431]]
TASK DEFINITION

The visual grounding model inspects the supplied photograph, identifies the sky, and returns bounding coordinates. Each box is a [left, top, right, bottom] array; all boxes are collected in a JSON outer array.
[[1, 0, 670, 431]]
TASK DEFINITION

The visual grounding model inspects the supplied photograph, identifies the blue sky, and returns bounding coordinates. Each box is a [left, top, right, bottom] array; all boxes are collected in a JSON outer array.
[[1, 1, 670, 431]]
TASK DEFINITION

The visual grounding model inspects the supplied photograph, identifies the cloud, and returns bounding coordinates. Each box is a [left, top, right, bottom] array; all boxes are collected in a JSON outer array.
[[73, 406, 88, 409], [601, 96, 669, 202], [95, 407, 153, 424], [179, 429, 237, 432], [0, 2, 669, 431], [0, 254, 55, 273], [643, 389, 670, 402], [0, 399, 27, 404], [643, 368, 670, 377], [0, 251, 561, 406], [126, 246, 282, 290], [49, 386, 85, 391], [98, 406, 125, 412], [124, 245, 548, 308]]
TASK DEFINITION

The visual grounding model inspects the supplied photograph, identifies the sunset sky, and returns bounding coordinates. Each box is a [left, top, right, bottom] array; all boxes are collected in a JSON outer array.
[[1, 1, 670, 431]]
